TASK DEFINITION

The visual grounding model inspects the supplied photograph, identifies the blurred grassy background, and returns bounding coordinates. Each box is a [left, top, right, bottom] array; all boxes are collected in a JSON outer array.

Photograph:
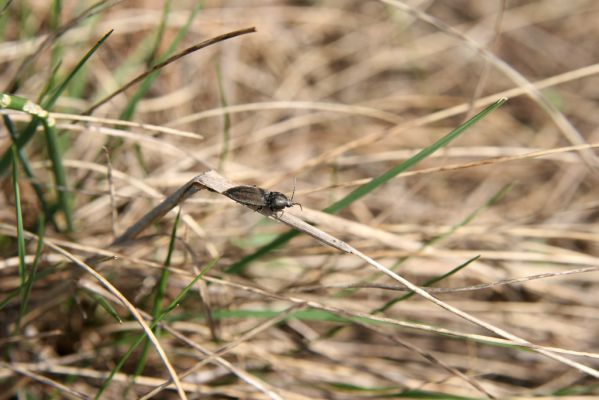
[[1, 1, 598, 399]]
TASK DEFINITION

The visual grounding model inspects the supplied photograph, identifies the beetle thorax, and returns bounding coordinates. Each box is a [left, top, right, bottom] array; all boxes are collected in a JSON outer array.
[[268, 192, 291, 210]]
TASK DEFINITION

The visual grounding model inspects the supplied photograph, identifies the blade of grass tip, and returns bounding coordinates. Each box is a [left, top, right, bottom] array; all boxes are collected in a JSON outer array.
[[226, 98, 508, 274], [374, 255, 481, 313], [127, 210, 181, 394], [20, 215, 46, 329], [216, 62, 231, 171], [133, 144, 150, 176], [169, 308, 342, 324], [89, 292, 122, 323], [95, 257, 218, 400], [0, 30, 113, 177], [11, 146, 27, 334], [3, 115, 58, 230], [324, 98, 508, 214]]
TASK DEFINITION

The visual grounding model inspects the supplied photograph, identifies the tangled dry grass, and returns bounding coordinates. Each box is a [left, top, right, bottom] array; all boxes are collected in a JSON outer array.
[[1, 1, 598, 399]]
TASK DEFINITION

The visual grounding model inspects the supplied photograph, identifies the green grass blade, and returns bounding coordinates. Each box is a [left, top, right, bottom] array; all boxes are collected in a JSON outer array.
[[374, 255, 480, 313], [157, 210, 181, 312], [42, 29, 113, 109], [11, 145, 27, 333], [0, 96, 56, 193], [183, 306, 532, 351], [147, 0, 171, 66], [227, 98, 508, 274], [324, 98, 508, 214], [157, 257, 219, 320], [89, 292, 122, 323], [0, 254, 55, 313], [50, 0, 61, 31], [0, 290, 18, 312], [216, 62, 231, 171], [42, 119, 74, 231], [49, 0, 63, 71], [128, 210, 181, 393], [20, 215, 46, 328], [226, 231, 295, 274]]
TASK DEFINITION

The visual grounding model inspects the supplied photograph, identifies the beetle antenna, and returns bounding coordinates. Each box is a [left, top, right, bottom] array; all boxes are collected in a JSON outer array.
[[290, 177, 302, 211]]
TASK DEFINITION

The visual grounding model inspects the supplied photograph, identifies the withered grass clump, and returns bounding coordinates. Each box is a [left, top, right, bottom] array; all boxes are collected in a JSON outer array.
[[1, 1, 598, 399]]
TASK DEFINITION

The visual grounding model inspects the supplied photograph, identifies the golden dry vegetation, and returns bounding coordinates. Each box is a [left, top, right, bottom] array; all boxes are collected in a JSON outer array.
[[1, 1, 598, 399]]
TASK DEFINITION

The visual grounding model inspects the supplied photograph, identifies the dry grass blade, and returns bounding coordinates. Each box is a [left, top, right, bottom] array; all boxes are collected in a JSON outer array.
[[111, 174, 203, 246], [51, 112, 203, 139], [1, 362, 90, 400]]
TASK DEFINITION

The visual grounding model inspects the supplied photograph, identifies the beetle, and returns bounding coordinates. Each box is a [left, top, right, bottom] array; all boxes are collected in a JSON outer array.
[[223, 185, 302, 213]]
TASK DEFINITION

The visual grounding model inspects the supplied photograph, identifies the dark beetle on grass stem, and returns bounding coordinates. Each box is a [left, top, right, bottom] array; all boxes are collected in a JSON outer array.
[[223, 185, 302, 213]]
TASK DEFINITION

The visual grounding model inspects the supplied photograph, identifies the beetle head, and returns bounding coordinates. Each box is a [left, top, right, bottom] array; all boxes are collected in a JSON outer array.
[[270, 192, 302, 211]]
